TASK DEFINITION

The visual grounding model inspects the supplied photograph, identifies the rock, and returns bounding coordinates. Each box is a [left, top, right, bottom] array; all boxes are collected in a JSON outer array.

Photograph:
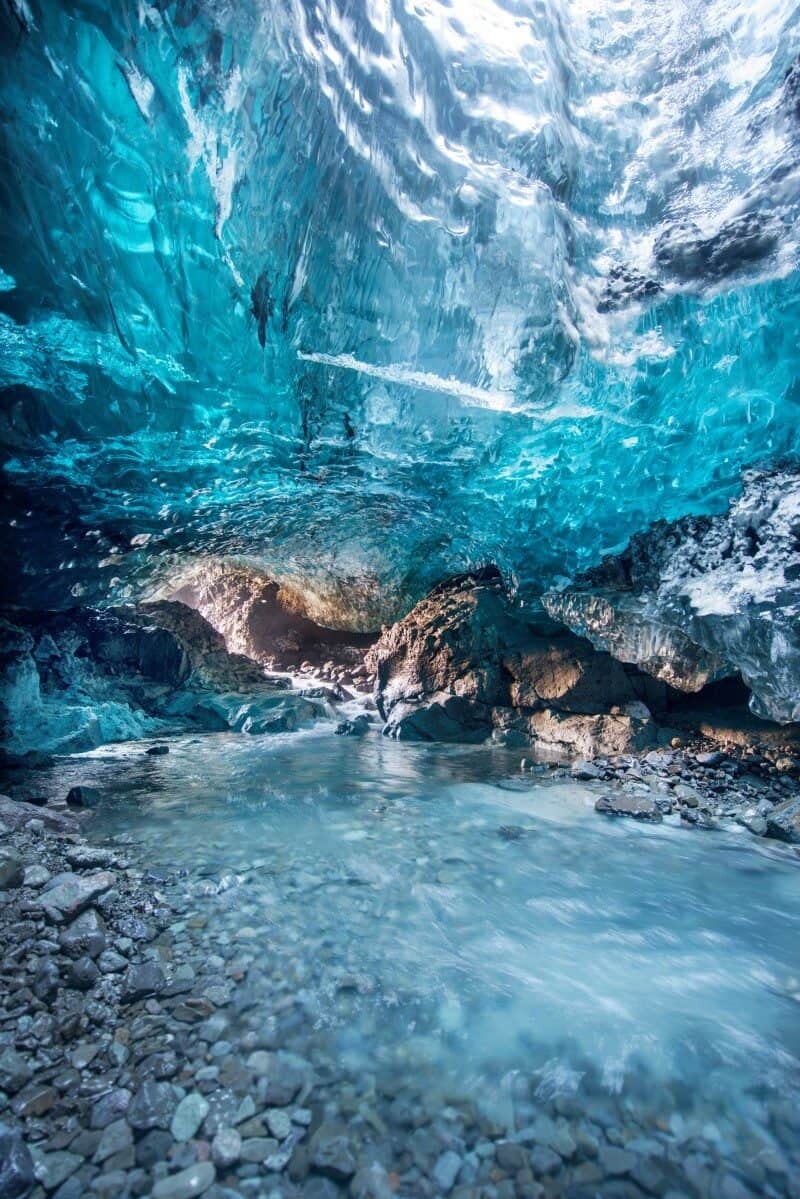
[[571, 759, 603, 780], [22, 864, 50, 887], [432, 1150, 463, 1192], [67, 955, 100, 991], [526, 709, 656, 757], [0, 1123, 35, 1199], [40, 872, 115, 923], [265, 1109, 291, 1140], [120, 961, 166, 1003], [529, 1145, 561, 1176], [65, 786, 102, 809], [210, 1128, 241, 1169], [59, 909, 107, 958], [12, 1086, 57, 1118], [146, 744, 169, 755], [0, 853, 23, 890], [128, 1081, 178, 1132], [151, 1162, 215, 1199], [93, 1120, 133, 1166], [766, 796, 800, 843], [90, 1089, 132, 1130], [369, 567, 655, 745], [309, 1124, 357, 1181], [170, 1093, 210, 1142], [598, 1145, 635, 1176], [334, 715, 370, 737], [32, 958, 60, 1001], [595, 793, 662, 822], [0, 795, 77, 833], [0, 1052, 32, 1096], [351, 1163, 394, 1199], [29, 1147, 82, 1191], [543, 463, 800, 723]]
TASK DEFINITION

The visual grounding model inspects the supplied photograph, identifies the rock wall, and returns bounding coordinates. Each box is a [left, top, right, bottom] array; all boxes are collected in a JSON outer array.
[[368, 567, 664, 754], [167, 562, 376, 673], [543, 462, 800, 723], [0, 602, 322, 756]]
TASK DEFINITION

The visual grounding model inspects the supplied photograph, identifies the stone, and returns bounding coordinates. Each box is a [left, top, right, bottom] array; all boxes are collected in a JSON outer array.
[[529, 1145, 561, 1176], [335, 715, 370, 736], [32, 958, 60, 1001], [351, 1164, 394, 1199], [146, 744, 169, 755], [265, 1109, 292, 1140], [40, 872, 115, 923], [309, 1124, 357, 1181], [93, 1120, 133, 1165], [766, 796, 800, 843], [0, 853, 24, 890], [65, 786, 102, 808], [598, 1146, 635, 1176], [22, 864, 50, 887], [67, 955, 100, 991], [595, 792, 662, 822], [0, 1051, 32, 1096], [432, 1150, 462, 1192], [0, 1121, 35, 1199], [29, 1147, 82, 1191], [495, 1142, 527, 1172], [171, 1093, 210, 1143], [120, 961, 166, 1003], [128, 1081, 178, 1132], [151, 1162, 216, 1199], [210, 1128, 241, 1169], [12, 1085, 57, 1118], [90, 1089, 132, 1130]]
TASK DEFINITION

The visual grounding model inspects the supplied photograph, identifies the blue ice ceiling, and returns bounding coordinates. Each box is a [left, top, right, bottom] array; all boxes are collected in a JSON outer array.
[[1, 0, 799, 625]]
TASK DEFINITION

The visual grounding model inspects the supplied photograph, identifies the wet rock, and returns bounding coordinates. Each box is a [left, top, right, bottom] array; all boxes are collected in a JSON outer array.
[[93, 1120, 133, 1165], [32, 958, 60, 1001], [597, 264, 663, 312], [65, 785, 102, 809], [121, 961, 166, 1003], [0, 1051, 32, 1096], [595, 793, 662, 821], [22, 864, 50, 887], [146, 744, 169, 755], [0, 1123, 34, 1199], [12, 1085, 57, 1118], [171, 1092, 210, 1142], [59, 909, 107, 958], [40, 872, 115, 923], [0, 853, 24, 890], [351, 1163, 394, 1199], [210, 1128, 241, 1169], [151, 1162, 215, 1199], [90, 1089, 132, 1130], [309, 1124, 357, 1181], [598, 1145, 635, 1176], [765, 795, 800, 843], [432, 1151, 463, 1192], [335, 715, 370, 737], [67, 954, 100, 991], [128, 1081, 178, 1132], [29, 1147, 81, 1191]]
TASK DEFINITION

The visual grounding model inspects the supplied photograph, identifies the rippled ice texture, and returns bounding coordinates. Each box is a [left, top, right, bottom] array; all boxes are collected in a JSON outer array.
[[2, 1, 800, 617], [51, 728, 800, 1176]]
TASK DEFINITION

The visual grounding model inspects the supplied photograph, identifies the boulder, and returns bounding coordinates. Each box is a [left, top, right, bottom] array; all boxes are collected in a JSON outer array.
[[369, 567, 659, 748], [543, 463, 800, 723]]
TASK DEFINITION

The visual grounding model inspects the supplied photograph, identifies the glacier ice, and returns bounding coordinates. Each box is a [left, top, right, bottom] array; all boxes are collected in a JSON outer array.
[[0, 1, 799, 636]]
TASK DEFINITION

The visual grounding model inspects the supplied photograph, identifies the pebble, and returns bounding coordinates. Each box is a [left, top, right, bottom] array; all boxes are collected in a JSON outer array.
[[211, 1127, 242, 1168], [151, 1162, 216, 1199], [171, 1092, 210, 1142], [433, 1150, 462, 1191]]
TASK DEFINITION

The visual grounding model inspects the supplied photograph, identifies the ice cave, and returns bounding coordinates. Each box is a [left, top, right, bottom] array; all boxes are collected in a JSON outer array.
[[0, 2, 799, 1197]]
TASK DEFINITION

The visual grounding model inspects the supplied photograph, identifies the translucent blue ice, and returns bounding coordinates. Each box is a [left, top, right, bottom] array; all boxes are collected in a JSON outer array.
[[1, 1, 799, 621]]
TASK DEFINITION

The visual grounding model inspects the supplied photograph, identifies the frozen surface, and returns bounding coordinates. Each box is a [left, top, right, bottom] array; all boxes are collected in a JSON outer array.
[[1, 2, 800, 617], [38, 729, 800, 1183]]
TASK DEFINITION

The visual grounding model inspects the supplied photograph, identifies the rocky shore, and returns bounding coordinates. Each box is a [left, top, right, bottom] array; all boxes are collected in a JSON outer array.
[[1, 783, 798, 1199]]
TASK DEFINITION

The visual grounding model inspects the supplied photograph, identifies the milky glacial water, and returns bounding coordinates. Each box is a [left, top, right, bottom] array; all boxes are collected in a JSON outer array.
[[45, 723, 800, 1183]]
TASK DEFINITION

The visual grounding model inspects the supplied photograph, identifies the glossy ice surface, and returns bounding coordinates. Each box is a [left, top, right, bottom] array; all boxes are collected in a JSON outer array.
[[2, 2, 800, 617]]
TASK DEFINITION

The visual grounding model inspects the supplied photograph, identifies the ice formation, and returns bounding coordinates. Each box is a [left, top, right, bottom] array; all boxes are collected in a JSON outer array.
[[0, 0, 799, 628]]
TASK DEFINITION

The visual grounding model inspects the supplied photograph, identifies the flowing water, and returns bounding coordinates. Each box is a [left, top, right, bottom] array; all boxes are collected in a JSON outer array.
[[43, 725, 800, 1189]]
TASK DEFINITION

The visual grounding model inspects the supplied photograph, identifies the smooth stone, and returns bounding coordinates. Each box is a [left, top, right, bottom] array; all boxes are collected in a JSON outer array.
[[59, 910, 107, 959], [171, 1093, 210, 1143], [22, 864, 51, 888], [265, 1109, 292, 1141], [128, 1082, 178, 1132], [93, 1120, 133, 1165], [151, 1162, 216, 1199], [309, 1125, 357, 1181], [65, 786, 102, 808], [40, 873, 115, 923], [90, 1090, 132, 1130], [210, 1128, 241, 1169], [598, 1146, 636, 1176], [432, 1150, 462, 1192], [0, 1050, 32, 1096]]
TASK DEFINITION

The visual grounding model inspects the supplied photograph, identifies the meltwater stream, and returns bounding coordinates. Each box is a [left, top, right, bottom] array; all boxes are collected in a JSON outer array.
[[48, 726, 800, 1192]]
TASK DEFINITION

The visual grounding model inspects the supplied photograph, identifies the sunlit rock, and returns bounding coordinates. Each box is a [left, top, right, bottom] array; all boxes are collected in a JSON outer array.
[[370, 567, 661, 750], [543, 463, 800, 724]]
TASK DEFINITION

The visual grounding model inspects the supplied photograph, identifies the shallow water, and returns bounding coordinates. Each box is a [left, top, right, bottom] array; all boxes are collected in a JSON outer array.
[[47, 726, 800, 1183]]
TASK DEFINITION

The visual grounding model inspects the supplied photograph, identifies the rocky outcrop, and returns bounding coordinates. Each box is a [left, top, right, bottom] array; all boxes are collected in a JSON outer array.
[[543, 462, 800, 724], [167, 563, 376, 674], [368, 567, 661, 753], [0, 602, 323, 754]]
